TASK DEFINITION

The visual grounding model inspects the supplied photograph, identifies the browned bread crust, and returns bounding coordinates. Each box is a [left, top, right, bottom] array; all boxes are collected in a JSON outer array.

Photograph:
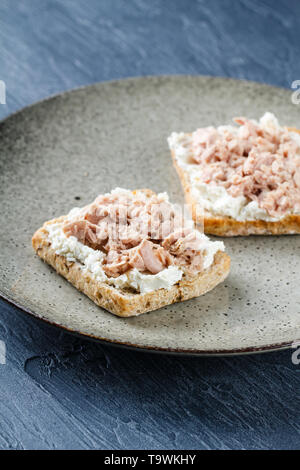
[[32, 216, 230, 318], [171, 127, 300, 236]]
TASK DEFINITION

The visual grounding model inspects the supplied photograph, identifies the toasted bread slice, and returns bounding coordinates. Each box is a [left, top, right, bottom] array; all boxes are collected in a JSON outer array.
[[170, 127, 300, 236], [32, 196, 230, 318]]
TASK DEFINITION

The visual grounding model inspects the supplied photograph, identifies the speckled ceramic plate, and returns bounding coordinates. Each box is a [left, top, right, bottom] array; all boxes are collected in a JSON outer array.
[[1, 76, 300, 355]]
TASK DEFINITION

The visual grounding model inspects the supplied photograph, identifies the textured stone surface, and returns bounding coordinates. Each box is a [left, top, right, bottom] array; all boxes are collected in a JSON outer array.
[[0, 0, 300, 450]]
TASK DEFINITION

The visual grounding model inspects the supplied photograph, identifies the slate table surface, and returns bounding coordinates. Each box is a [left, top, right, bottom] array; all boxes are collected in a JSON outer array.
[[0, 0, 300, 450]]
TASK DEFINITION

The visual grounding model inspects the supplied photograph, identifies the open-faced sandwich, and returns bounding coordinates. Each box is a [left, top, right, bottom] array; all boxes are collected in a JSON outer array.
[[168, 113, 300, 236], [32, 188, 230, 317]]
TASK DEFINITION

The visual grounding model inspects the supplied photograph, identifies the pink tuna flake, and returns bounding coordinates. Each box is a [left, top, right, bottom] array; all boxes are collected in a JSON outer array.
[[190, 117, 300, 218], [63, 190, 208, 277]]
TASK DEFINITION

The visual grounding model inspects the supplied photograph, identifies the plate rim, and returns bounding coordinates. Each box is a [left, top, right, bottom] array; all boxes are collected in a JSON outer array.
[[0, 75, 298, 356], [1, 290, 296, 356], [0, 73, 290, 127]]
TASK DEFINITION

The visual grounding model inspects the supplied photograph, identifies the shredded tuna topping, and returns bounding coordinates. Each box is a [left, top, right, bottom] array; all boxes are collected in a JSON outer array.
[[63, 190, 213, 277], [188, 115, 300, 218]]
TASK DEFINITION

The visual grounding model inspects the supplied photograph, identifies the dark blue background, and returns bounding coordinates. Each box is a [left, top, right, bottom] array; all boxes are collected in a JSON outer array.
[[0, 0, 299, 450]]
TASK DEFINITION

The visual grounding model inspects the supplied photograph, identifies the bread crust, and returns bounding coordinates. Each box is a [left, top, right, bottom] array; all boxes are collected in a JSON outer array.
[[171, 127, 300, 236], [32, 216, 230, 318]]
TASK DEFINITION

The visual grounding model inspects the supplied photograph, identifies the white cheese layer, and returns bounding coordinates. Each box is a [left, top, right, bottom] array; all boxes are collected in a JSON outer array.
[[190, 180, 281, 222], [168, 113, 300, 222], [46, 217, 224, 294]]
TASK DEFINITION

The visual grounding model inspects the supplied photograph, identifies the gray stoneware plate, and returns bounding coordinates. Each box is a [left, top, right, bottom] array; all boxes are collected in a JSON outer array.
[[1, 76, 300, 356]]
